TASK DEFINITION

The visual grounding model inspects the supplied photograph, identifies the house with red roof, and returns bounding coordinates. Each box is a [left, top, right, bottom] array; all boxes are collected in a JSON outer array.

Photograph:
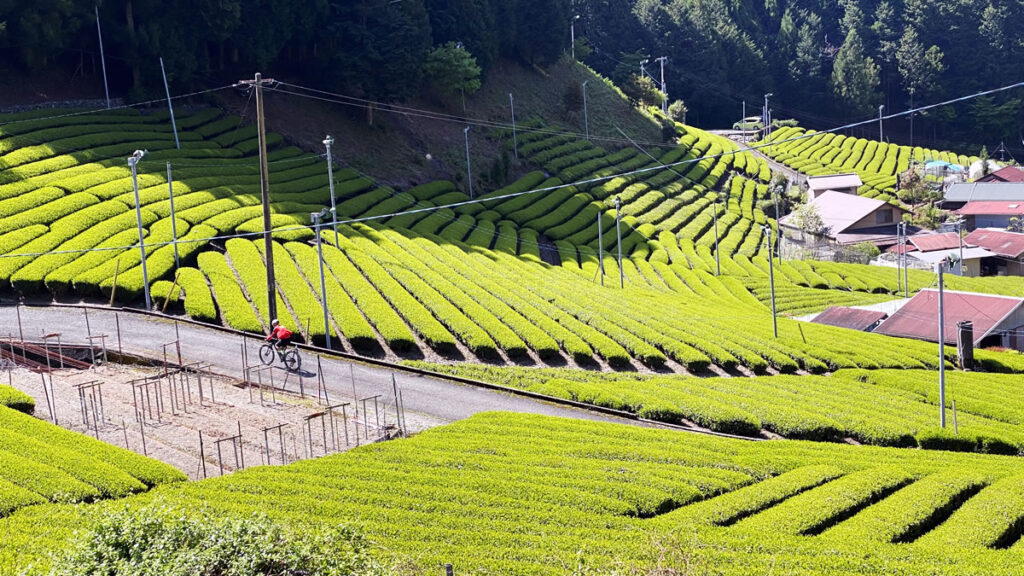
[[908, 232, 962, 253], [956, 201, 1024, 230], [875, 289, 1024, 351], [976, 166, 1024, 183], [964, 228, 1024, 276]]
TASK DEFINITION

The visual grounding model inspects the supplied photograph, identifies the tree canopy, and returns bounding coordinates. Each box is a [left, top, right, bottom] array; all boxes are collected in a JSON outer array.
[[0, 0, 569, 102], [2, 0, 1021, 151]]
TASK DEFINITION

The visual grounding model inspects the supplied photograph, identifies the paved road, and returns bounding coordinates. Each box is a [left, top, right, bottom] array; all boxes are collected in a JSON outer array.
[[1, 304, 635, 428]]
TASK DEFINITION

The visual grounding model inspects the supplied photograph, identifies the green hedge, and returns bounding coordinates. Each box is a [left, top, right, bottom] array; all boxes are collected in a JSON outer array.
[[0, 404, 185, 487], [196, 251, 263, 332], [0, 386, 33, 415], [225, 239, 299, 334], [316, 236, 416, 352]]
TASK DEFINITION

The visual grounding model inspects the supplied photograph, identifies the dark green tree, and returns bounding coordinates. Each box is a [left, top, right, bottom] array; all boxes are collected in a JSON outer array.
[[896, 27, 944, 102], [425, 0, 498, 70], [0, 1, 88, 70], [318, 0, 432, 115], [830, 29, 880, 115], [518, 0, 570, 66], [423, 42, 482, 102]]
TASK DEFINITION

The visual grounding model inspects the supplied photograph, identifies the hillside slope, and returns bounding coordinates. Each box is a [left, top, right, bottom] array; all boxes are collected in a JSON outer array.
[[216, 59, 664, 190]]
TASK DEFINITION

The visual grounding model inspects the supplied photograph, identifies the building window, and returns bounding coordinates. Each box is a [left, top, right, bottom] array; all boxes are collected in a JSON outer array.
[[876, 210, 893, 224]]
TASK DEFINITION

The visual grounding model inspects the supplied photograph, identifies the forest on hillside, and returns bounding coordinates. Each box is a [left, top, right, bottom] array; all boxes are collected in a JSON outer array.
[[580, 0, 1024, 152], [1, 0, 1021, 153]]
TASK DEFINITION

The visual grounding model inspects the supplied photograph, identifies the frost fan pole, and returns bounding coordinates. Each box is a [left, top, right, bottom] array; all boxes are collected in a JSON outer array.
[[95, 6, 110, 109], [128, 150, 151, 310], [764, 225, 778, 338], [712, 194, 720, 276], [166, 162, 180, 270], [597, 211, 604, 286], [323, 136, 339, 247], [937, 260, 947, 428], [896, 221, 903, 294], [159, 57, 180, 149], [312, 210, 331, 350], [239, 73, 278, 322], [509, 93, 518, 159], [615, 196, 623, 289]]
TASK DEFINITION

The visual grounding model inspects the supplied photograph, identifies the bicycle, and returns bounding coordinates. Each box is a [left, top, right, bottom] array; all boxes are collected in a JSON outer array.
[[259, 341, 302, 372]]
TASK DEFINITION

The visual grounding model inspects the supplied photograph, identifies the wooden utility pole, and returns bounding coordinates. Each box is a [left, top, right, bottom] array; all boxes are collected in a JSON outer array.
[[239, 73, 278, 322]]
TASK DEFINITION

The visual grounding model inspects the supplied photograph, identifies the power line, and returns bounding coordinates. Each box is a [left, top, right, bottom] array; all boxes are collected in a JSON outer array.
[[266, 82, 671, 150], [5, 80, 1024, 282], [0, 85, 235, 128]]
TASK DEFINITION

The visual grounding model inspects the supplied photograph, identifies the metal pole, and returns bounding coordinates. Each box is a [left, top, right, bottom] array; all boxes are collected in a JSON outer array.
[[713, 195, 721, 276], [463, 126, 473, 198], [571, 15, 578, 60], [509, 93, 518, 159], [765, 226, 778, 338], [771, 185, 781, 261], [597, 211, 604, 286], [903, 222, 909, 298], [128, 151, 152, 310], [896, 221, 903, 294], [582, 81, 589, 141], [95, 6, 110, 109], [159, 58, 180, 149], [199, 430, 207, 478], [909, 92, 915, 150], [615, 196, 623, 289], [657, 56, 667, 113], [878, 104, 884, 142], [391, 373, 400, 434], [166, 162, 180, 270], [957, 220, 964, 276], [324, 136, 339, 247], [938, 260, 946, 428], [313, 213, 331, 350]]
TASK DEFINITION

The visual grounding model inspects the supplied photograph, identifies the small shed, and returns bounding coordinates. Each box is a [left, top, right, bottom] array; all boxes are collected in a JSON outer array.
[[806, 173, 863, 200], [906, 246, 995, 277]]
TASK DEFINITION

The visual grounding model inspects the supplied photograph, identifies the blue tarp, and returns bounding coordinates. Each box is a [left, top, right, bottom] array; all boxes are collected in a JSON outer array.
[[925, 160, 964, 172]]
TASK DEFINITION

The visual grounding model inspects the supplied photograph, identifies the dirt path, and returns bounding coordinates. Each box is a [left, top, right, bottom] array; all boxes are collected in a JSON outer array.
[[10, 363, 423, 480]]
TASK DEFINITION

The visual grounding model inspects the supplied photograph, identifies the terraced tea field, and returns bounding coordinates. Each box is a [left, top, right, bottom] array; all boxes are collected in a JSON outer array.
[[3, 107, 1020, 375], [410, 363, 1024, 453], [0, 385, 183, 520], [4, 412, 1024, 574], [759, 125, 980, 202]]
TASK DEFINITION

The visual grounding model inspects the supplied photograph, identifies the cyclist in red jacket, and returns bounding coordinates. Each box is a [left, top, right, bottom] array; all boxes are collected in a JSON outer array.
[[266, 319, 293, 350]]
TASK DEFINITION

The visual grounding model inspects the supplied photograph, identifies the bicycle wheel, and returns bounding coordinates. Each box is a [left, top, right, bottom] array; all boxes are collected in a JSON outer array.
[[283, 349, 301, 372], [258, 344, 275, 366]]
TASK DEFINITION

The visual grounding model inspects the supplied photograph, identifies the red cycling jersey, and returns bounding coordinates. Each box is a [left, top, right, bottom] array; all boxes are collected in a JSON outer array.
[[267, 325, 293, 341]]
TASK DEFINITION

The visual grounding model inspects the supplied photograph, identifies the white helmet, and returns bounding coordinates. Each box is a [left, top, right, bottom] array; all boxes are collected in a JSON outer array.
[[271, 319, 279, 327]]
